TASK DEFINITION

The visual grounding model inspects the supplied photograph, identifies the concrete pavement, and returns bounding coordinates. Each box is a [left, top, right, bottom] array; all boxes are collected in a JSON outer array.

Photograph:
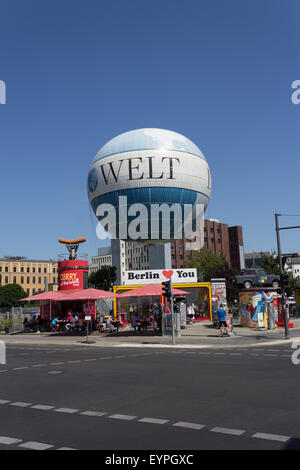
[[1, 319, 300, 349]]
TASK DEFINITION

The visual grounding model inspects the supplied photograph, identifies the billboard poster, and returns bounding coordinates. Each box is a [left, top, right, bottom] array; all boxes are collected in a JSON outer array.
[[125, 268, 197, 285], [239, 290, 276, 328]]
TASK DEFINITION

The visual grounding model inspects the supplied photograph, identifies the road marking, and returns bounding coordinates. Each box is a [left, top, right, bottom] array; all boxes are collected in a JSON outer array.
[[0, 400, 11, 404], [0, 436, 22, 445], [10, 402, 32, 407], [80, 411, 107, 417], [54, 408, 79, 414], [31, 405, 55, 410], [48, 371, 63, 375], [19, 441, 54, 450], [57, 447, 77, 450], [100, 357, 112, 360], [210, 427, 246, 436], [173, 421, 205, 430], [138, 417, 169, 425], [68, 360, 81, 363], [0, 370, 8, 373], [83, 359, 97, 362], [12, 367, 29, 370], [32, 364, 47, 368], [50, 362, 64, 365], [252, 432, 290, 442], [214, 353, 226, 355], [109, 414, 137, 421]]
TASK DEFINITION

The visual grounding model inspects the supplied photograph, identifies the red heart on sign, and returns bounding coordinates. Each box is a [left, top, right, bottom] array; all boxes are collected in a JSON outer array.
[[162, 270, 173, 279]]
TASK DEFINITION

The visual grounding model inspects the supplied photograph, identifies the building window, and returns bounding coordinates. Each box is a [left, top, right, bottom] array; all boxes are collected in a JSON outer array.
[[27, 267, 30, 273], [13, 266, 16, 272], [21, 267, 24, 273], [32, 277, 35, 284], [38, 277, 41, 284], [5, 267, 8, 272], [13, 276, 16, 284], [27, 277, 30, 283], [38, 268, 41, 273], [5, 276, 8, 284], [21, 277, 24, 284], [211, 238, 214, 243], [32, 268, 35, 273], [44, 268, 47, 273], [218, 239, 221, 243], [32, 288, 35, 294]]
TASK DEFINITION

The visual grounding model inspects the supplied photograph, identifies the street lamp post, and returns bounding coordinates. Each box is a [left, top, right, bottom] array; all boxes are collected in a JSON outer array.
[[275, 213, 300, 340]]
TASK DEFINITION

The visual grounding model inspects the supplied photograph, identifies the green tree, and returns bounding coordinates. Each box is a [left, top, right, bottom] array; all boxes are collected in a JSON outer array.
[[0, 284, 28, 308], [261, 252, 280, 275], [261, 252, 300, 296], [182, 248, 238, 302], [88, 266, 117, 291]]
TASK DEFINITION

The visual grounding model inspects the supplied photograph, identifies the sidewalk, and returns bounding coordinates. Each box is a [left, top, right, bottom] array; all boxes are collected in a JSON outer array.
[[1, 319, 300, 349]]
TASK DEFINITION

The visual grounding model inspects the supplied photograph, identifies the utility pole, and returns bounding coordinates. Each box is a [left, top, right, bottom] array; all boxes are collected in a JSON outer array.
[[275, 214, 290, 339]]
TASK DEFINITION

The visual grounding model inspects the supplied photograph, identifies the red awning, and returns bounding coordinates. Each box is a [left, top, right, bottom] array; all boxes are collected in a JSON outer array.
[[61, 288, 117, 300], [20, 288, 117, 302], [20, 291, 70, 301], [117, 284, 189, 298]]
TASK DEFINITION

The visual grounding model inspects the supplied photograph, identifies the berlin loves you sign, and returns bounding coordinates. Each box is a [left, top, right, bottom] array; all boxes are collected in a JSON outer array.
[[124, 268, 197, 285]]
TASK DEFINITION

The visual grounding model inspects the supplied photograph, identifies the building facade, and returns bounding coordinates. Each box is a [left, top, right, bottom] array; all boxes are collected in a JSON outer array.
[[90, 219, 245, 283], [89, 247, 113, 274], [0, 257, 58, 296], [170, 219, 244, 273]]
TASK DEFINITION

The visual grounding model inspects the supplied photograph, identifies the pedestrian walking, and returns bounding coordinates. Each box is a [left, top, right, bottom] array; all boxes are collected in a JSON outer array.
[[217, 304, 230, 337]]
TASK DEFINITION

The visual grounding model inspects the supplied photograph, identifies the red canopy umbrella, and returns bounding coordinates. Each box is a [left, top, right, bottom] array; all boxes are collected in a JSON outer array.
[[61, 288, 117, 300], [20, 291, 72, 301], [20, 288, 117, 302], [117, 284, 189, 298]]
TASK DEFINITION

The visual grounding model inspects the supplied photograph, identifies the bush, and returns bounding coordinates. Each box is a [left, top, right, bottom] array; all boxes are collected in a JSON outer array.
[[0, 318, 13, 329]]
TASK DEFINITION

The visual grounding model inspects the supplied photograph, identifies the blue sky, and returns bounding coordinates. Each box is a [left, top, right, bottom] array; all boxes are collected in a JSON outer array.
[[1, 0, 300, 261]]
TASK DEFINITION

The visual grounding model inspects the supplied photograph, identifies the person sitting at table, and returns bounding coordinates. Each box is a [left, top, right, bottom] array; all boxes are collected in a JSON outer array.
[[114, 315, 122, 334], [141, 314, 149, 331]]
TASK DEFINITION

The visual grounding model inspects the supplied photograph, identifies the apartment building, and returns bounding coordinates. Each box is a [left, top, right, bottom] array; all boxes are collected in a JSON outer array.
[[0, 256, 58, 296]]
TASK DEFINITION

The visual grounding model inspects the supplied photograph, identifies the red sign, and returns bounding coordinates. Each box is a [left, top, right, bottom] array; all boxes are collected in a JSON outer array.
[[58, 260, 88, 290]]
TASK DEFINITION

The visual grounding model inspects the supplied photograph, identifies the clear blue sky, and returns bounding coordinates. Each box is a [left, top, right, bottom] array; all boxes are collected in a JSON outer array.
[[1, 0, 300, 261]]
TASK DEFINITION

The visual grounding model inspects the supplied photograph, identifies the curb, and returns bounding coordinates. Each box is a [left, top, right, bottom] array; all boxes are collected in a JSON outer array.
[[2, 335, 300, 350]]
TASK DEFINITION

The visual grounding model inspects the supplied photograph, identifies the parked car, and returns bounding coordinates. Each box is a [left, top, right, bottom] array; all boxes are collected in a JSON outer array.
[[234, 269, 280, 289]]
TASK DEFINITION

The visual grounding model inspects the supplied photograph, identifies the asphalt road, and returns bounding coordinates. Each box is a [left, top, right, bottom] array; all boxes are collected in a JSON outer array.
[[0, 343, 300, 450]]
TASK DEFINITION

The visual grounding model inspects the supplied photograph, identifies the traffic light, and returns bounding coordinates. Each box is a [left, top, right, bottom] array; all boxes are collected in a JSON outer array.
[[280, 273, 290, 292], [162, 280, 171, 299]]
